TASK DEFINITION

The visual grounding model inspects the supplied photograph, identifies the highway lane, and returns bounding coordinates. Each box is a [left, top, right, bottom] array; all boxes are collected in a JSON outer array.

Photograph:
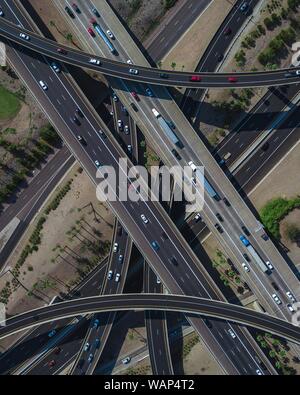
[[1, 294, 300, 347], [0, 16, 300, 88], [144, 263, 174, 375], [144, 0, 213, 62]]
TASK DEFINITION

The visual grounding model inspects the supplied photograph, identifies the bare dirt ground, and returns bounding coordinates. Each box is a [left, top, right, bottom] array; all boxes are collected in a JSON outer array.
[[280, 209, 300, 268], [162, 0, 233, 72], [0, 165, 114, 318]]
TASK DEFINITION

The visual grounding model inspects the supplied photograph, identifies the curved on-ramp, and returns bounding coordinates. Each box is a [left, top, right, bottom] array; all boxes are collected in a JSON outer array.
[[0, 294, 299, 344]]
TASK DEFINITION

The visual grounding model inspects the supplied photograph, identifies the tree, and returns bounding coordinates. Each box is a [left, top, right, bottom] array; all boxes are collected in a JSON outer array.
[[171, 62, 176, 70], [269, 350, 276, 358]]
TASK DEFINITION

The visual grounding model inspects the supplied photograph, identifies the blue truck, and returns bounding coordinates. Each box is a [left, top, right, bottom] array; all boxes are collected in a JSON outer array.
[[92, 23, 116, 54], [152, 108, 183, 148]]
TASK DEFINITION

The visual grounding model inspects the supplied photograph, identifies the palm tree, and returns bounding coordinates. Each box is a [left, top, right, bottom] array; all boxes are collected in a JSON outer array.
[[171, 62, 176, 70], [269, 350, 276, 358]]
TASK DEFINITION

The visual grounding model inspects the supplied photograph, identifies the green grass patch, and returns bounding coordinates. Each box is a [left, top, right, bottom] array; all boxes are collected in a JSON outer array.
[[260, 197, 300, 239], [0, 85, 21, 120]]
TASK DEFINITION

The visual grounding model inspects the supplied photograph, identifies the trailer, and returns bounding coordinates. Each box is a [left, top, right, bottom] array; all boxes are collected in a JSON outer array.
[[152, 108, 183, 148], [240, 236, 268, 273], [93, 23, 116, 54]]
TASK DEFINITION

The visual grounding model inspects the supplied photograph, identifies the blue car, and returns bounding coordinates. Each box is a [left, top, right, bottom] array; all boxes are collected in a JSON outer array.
[[95, 338, 100, 348], [146, 87, 154, 97], [151, 241, 160, 251], [88, 353, 94, 363], [48, 329, 56, 338], [93, 319, 100, 329]]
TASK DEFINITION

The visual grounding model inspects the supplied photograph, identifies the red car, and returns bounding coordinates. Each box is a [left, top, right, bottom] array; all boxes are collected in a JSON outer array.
[[48, 360, 56, 367], [190, 75, 201, 82], [131, 91, 140, 101], [228, 77, 237, 83], [57, 48, 67, 55], [87, 27, 95, 37]]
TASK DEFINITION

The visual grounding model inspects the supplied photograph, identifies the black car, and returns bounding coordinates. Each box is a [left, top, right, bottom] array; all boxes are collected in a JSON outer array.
[[261, 142, 269, 151], [71, 116, 81, 126], [217, 53, 224, 62], [130, 103, 138, 112], [91, 7, 100, 17], [171, 149, 181, 160], [271, 282, 279, 291], [204, 318, 212, 329], [159, 73, 169, 79], [241, 225, 250, 236], [117, 225, 123, 236], [76, 108, 84, 118], [216, 213, 223, 222], [243, 253, 250, 262], [161, 231, 168, 241], [215, 224, 223, 233], [65, 6, 75, 19], [77, 135, 86, 145], [223, 197, 231, 207], [170, 256, 178, 266]]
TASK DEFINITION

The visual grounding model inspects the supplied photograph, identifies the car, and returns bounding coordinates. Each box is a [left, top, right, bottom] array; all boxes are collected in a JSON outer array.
[[194, 213, 202, 222], [88, 353, 94, 363], [130, 103, 138, 112], [215, 224, 223, 233], [217, 53, 224, 62], [112, 93, 119, 102], [190, 75, 201, 82], [127, 144, 132, 153], [122, 357, 131, 365], [240, 2, 249, 13], [94, 160, 101, 168], [84, 342, 90, 351], [228, 329, 236, 339], [115, 273, 121, 282], [0, 8, 4, 17], [39, 80, 48, 91], [118, 255, 124, 264], [159, 73, 169, 79], [223, 197, 230, 207], [57, 48, 67, 55], [271, 281, 279, 290], [71, 116, 81, 126], [256, 369, 262, 375], [141, 214, 149, 224], [242, 263, 250, 272], [224, 27, 232, 36], [72, 3, 81, 13], [146, 87, 154, 97], [65, 6, 75, 18], [124, 125, 130, 135], [113, 243, 119, 253], [54, 347, 61, 355], [241, 225, 250, 236], [77, 135, 86, 145], [87, 27, 95, 37], [48, 329, 56, 338], [48, 360, 56, 367], [127, 59, 133, 64], [151, 241, 160, 251], [131, 91, 140, 101], [272, 293, 282, 305], [91, 7, 100, 17], [89, 58, 101, 65], [106, 30, 114, 39], [286, 291, 296, 303], [296, 70, 300, 76], [216, 213, 223, 222], [117, 119, 123, 129], [284, 72, 293, 78], [121, 106, 128, 115], [171, 149, 181, 160], [51, 62, 61, 73], [170, 256, 178, 266], [95, 338, 100, 348], [188, 161, 197, 172], [261, 142, 269, 151], [243, 253, 250, 262], [228, 77, 237, 83], [287, 304, 295, 313], [117, 225, 123, 236], [156, 277, 161, 284], [161, 231, 168, 241], [76, 108, 84, 118], [93, 318, 100, 328], [261, 233, 269, 241], [107, 270, 113, 280], [265, 261, 274, 271], [129, 68, 139, 75]]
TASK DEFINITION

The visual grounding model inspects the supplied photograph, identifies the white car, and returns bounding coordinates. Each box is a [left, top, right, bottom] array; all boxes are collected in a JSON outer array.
[[228, 329, 236, 339], [194, 213, 202, 222], [188, 161, 197, 172], [84, 342, 90, 351], [89, 58, 101, 65], [106, 30, 114, 39], [287, 304, 295, 313], [117, 119, 123, 129], [95, 160, 101, 168], [115, 273, 120, 282], [107, 270, 113, 280], [286, 291, 296, 303], [0, 8, 4, 17], [265, 261, 273, 270], [19, 32, 30, 41], [295, 70, 300, 76], [113, 243, 119, 253], [141, 214, 149, 224], [129, 68, 139, 75], [156, 277, 161, 284], [272, 293, 282, 305], [256, 369, 262, 375], [127, 144, 132, 153], [127, 59, 133, 64], [122, 357, 131, 364], [39, 80, 48, 91], [242, 262, 250, 272], [124, 125, 130, 134]]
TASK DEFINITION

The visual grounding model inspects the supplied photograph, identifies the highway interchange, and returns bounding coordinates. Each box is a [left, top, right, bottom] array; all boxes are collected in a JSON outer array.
[[0, 0, 298, 378]]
